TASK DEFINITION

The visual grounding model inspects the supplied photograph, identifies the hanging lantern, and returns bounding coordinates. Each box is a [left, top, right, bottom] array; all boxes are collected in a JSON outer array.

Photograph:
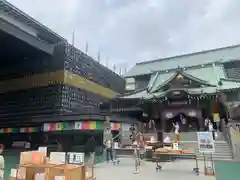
[[166, 112, 173, 118], [188, 111, 196, 117], [212, 102, 220, 113]]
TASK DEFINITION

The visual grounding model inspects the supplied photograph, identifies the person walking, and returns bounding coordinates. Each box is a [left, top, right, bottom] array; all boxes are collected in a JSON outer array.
[[180, 114, 187, 132], [135, 133, 145, 160], [204, 117, 211, 131], [85, 136, 96, 159], [208, 119, 215, 140], [173, 122, 180, 144], [104, 139, 113, 163]]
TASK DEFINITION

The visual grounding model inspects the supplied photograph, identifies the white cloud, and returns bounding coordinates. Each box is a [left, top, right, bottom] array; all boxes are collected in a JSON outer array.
[[7, 0, 240, 70]]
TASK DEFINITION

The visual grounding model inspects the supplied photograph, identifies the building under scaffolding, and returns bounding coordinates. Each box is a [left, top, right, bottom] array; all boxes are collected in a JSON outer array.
[[0, 0, 125, 152]]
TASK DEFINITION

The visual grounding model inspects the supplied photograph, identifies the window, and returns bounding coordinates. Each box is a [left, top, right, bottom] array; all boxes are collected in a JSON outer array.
[[125, 84, 135, 90], [125, 78, 135, 84], [125, 78, 135, 90]]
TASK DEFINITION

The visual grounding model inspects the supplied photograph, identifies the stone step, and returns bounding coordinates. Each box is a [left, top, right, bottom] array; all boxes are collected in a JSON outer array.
[[167, 153, 233, 161], [196, 152, 233, 156], [198, 156, 233, 161], [195, 155, 232, 159], [215, 144, 231, 148], [181, 143, 230, 149], [214, 150, 232, 153]]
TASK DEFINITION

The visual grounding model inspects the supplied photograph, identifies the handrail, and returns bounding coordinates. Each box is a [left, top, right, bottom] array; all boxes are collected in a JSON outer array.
[[221, 122, 234, 158], [234, 144, 240, 160], [225, 126, 240, 159]]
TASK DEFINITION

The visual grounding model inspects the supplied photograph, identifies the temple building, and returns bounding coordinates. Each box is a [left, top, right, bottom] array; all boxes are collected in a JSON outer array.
[[105, 44, 240, 135], [0, 1, 125, 151]]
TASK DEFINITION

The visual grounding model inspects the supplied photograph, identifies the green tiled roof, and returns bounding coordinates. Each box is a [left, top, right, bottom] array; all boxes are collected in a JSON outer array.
[[219, 80, 240, 90], [148, 64, 224, 93], [149, 72, 175, 92], [119, 80, 240, 100], [147, 72, 159, 90], [120, 63, 240, 100], [117, 90, 149, 99], [125, 44, 240, 77], [186, 64, 226, 85]]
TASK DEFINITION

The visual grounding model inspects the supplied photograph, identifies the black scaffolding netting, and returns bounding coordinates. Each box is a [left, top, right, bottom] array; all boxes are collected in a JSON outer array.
[[0, 30, 125, 125]]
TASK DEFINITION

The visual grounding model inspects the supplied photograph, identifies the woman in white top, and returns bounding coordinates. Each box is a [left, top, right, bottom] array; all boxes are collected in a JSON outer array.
[[207, 119, 215, 140], [204, 118, 210, 131], [180, 114, 187, 132], [173, 122, 180, 143]]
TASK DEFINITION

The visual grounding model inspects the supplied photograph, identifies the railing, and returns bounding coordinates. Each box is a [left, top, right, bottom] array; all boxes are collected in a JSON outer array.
[[234, 144, 240, 160], [222, 122, 234, 158], [231, 132, 240, 160], [223, 122, 240, 159]]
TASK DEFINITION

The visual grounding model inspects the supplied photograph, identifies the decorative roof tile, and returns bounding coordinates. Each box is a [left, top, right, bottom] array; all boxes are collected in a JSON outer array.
[[117, 89, 149, 99], [149, 72, 175, 92], [119, 79, 240, 100]]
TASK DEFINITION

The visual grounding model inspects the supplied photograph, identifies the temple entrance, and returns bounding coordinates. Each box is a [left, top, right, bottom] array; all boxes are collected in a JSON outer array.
[[165, 113, 200, 133], [162, 107, 202, 133]]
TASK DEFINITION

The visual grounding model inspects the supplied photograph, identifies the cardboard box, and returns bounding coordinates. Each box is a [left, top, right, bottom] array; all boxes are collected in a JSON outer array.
[[20, 151, 45, 165]]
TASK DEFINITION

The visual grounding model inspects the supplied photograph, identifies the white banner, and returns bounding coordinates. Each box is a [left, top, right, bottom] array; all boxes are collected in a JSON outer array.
[[67, 152, 84, 165], [197, 132, 215, 153], [74, 122, 82, 130], [49, 152, 66, 164]]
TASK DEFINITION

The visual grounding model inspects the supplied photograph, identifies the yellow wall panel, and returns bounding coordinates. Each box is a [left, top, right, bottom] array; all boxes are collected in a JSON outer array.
[[0, 70, 64, 92], [64, 71, 117, 99], [0, 70, 118, 99]]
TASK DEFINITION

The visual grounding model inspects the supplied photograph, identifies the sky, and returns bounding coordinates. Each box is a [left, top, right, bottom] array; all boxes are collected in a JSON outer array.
[[6, 0, 240, 72]]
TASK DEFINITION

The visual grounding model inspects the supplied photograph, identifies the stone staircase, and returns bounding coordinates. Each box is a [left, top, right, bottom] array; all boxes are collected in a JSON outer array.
[[179, 141, 233, 160], [178, 132, 233, 161], [179, 131, 225, 142], [119, 131, 233, 161]]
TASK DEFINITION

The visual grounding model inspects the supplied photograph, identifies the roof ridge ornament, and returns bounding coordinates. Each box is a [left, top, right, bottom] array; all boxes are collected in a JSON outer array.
[[176, 65, 184, 73], [218, 80, 223, 86]]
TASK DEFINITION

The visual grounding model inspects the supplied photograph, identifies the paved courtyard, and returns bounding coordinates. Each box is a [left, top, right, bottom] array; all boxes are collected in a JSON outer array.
[[94, 158, 216, 180]]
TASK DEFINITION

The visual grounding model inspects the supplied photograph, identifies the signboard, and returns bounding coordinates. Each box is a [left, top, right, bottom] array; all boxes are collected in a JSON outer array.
[[43, 122, 74, 132], [38, 147, 47, 157], [0, 128, 18, 133], [67, 152, 84, 165], [0, 127, 39, 134], [111, 122, 121, 130], [74, 121, 103, 130], [49, 152, 66, 164], [197, 132, 215, 153]]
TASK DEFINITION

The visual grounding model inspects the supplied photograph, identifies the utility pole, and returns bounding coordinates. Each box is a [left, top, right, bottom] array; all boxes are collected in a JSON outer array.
[[85, 42, 88, 53], [71, 30, 75, 46], [97, 51, 101, 63]]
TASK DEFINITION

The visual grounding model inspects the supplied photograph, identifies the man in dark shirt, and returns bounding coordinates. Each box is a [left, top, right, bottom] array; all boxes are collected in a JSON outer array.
[[85, 136, 96, 156]]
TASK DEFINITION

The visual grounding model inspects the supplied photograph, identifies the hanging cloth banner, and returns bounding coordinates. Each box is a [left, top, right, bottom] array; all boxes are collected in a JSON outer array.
[[213, 113, 220, 122]]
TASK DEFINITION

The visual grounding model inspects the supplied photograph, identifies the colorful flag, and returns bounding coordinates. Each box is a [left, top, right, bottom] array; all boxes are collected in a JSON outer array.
[[20, 127, 38, 133], [111, 122, 121, 130], [75, 122, 82, 130]]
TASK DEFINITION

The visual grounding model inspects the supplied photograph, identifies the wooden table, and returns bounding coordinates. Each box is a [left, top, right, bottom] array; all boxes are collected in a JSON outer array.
[[153, 148, 200, 175]]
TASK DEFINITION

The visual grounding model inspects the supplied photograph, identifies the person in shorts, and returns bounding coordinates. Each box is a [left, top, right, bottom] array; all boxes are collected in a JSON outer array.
[[105, 139, 113, 163]]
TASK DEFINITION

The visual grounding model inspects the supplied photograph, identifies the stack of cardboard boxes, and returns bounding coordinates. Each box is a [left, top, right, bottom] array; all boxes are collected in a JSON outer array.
[[8, 148, 94, 180]]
